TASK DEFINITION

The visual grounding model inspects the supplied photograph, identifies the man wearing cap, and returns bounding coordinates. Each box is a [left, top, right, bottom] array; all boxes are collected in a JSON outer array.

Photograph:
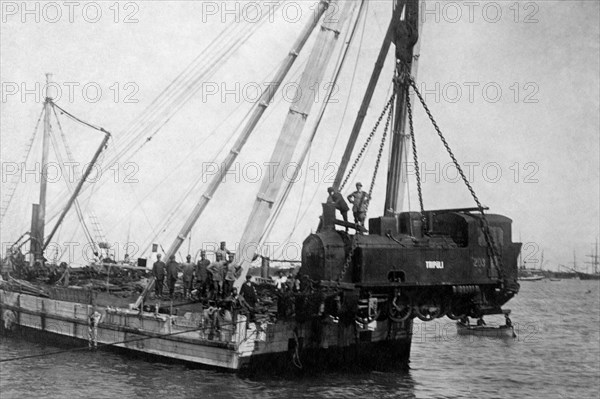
[[207, 254, 226, 299], [216, 241, 231, 262], [195, 250, 210, 298], [182, 255, 195, 299], [152, 254, 166, 297], [347, 182, 370, 227], [240, 275, 258, 308], [327, 187, 349, 229], [166, 255, 179, 299]]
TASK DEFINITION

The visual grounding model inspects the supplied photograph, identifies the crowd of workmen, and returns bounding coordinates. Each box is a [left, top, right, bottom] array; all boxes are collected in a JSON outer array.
[[151, 242, 248, 301]]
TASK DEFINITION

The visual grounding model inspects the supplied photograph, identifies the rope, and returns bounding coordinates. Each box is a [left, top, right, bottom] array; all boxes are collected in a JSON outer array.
[[51, 105, 77, 172], [292, 329, 303, 369], [52, 102, 106, 133]]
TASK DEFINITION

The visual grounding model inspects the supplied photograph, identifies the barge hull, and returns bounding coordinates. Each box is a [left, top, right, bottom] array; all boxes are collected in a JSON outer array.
[[1, 289, 412, 373]]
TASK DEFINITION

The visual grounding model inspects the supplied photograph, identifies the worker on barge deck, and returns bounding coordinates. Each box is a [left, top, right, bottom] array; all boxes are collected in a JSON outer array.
[[182, 255, 195, 299], [195, 250, 210, 299], [166, 255, 179, 299], [152, 254, 166, 298]]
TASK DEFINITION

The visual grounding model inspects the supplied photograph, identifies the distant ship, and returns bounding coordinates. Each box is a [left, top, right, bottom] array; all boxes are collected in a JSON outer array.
[[518, 249, 544, 281], [518, 275, 544, 281], [576, 239, 600, 280]]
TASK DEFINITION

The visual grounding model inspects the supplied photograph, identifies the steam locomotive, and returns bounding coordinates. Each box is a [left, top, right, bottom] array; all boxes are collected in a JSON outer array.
[[300, 204, 521, 323]]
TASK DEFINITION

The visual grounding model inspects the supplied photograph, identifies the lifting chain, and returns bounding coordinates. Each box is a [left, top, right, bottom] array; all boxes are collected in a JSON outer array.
[[336, 91, 396, 285], [406, 77, 504, 281], [340, 91, 396, 192], [405, 85, 425, 222], [337, 233, 359, 284], [366, 92, 394, 209]]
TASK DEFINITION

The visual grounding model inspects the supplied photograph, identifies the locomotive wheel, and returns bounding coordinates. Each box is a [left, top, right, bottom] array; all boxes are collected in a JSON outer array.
[[446, 309, 466, 320], [446, 299, 468, 320], [415, 298, 444, 322], [389, 295, 412, 322]]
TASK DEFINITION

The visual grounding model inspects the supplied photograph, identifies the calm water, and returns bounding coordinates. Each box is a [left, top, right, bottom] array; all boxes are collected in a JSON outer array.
[[1, 280, 599, 398]]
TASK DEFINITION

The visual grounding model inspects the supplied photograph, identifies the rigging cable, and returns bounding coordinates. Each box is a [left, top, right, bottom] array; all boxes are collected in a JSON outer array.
[[51, 105, 97, 249], [41, 103, 112, 263], [141, 57, 309, 256], [97, 2, 286, 182], [108, 16, 257, 156], [46, 2, 286, 206], [137, 85, 280, 255], [122, 57, 289, 247], [52, 102, 105, 133], [0, 107, 44, 222], [101, 142, 159, 245], [47, 114, 95, 250]]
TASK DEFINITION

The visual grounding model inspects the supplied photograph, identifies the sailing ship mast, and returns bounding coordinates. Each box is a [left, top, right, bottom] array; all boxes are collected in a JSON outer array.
[[584, 237, 599, 274], [30, 73, 53, 265], [23, 74, 110, 265]]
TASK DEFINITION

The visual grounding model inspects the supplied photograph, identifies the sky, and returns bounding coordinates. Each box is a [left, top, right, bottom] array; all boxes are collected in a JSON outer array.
[[0, 0, 599, 272]]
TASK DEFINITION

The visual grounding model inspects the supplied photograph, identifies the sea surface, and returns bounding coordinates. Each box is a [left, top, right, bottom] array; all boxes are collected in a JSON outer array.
[[1, 280, 599, 399]]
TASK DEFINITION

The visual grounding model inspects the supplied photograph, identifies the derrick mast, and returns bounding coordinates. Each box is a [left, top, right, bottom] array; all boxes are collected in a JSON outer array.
[[385, 0, 420, 215]]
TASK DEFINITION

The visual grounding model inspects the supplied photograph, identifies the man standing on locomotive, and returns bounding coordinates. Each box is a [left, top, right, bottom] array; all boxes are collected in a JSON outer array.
[[347, 182, 370, 227]]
